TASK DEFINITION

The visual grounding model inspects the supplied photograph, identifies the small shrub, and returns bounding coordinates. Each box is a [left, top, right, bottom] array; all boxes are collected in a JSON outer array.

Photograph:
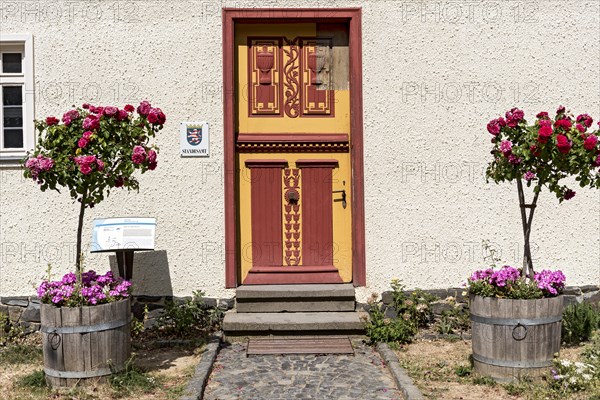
[[437, 305, 470, 335], [131, 305, 148, 338], [156, 290, 223, 337], [562, 302, 600, 345], [389, 280, 437, 329], [0, 312, 25, 345], [364, 303, 416, 345]]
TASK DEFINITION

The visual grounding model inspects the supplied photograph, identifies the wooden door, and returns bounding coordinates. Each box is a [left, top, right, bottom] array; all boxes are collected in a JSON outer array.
[[235, 22, 353, 284]]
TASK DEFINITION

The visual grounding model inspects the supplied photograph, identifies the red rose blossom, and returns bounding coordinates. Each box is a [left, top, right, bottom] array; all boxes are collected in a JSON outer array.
[[46, 116, 59, 126], [124, 104, 135, 113], [554, 119, 572, 130], [584, 135, 598, 151], [556, 134, 571, 154]]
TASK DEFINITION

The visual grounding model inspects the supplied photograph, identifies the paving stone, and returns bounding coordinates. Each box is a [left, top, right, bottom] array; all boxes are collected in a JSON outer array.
[[203, 340, 402, 400]]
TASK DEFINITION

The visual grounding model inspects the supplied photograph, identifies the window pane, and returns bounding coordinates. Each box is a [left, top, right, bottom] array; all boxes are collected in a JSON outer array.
[[2, 53, 22, 73], [4, 129, 23, 148], [4, 106, 23, 127], [3, 86, 22, 105]]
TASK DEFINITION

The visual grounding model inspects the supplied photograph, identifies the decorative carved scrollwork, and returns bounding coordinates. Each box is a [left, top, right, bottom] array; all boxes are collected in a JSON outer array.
[[283, 37, 301, 118]]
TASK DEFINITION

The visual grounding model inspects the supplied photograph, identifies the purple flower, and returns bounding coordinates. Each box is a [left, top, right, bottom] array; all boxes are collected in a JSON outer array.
[[534, 270, 566, 296], [490, 266, 521, 287], [470, 268, 494, 282], [38, 270, 131, 306]]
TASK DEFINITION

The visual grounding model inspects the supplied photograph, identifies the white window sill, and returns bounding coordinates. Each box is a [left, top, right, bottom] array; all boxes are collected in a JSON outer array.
[[0, 154, 25, 168]]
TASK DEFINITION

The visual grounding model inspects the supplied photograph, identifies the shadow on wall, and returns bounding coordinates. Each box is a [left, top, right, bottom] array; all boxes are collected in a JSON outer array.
[[107, 250, 173, 297]]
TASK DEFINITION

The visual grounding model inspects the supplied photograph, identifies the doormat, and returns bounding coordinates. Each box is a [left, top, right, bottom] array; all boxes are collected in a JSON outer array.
[[246, 336, 354, 355]]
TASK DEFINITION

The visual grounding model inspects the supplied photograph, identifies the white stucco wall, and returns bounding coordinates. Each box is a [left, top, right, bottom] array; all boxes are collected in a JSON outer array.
[[1, 0, 598, 301]]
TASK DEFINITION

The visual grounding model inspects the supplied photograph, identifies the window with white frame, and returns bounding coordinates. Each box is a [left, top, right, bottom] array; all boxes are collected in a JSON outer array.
[[0, 34, 34, 162]]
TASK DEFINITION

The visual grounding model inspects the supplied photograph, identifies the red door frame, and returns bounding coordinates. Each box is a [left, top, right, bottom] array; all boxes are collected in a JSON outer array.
[[223, 8, 365, 287]]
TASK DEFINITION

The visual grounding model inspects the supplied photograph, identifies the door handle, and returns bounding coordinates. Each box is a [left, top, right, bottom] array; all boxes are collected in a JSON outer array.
[[333, 189, 346, 209]]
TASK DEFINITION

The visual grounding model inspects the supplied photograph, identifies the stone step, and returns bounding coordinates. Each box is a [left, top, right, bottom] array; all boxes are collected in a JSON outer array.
[[235, 284, 356, 313], [223, 311, 366, 337]]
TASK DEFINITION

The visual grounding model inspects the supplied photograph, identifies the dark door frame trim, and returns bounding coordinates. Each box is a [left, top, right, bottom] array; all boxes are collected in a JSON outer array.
[[222, 8, 365, 287]]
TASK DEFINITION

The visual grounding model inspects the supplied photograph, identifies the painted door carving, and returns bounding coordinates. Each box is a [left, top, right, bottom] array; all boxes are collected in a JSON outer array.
[[236, 23, 352, 284]]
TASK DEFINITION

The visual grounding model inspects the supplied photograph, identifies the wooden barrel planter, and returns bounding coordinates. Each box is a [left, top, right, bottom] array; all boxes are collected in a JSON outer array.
[[40, 298, 131, 387], [470, 294, 563, 381]]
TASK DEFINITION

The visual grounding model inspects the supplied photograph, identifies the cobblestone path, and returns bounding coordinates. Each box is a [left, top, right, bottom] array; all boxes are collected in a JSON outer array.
[[203, 340, 402, 400]]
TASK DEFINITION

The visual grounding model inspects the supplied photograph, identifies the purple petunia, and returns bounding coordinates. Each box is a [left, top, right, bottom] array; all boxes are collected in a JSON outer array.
[[37, 270, 132, 307]]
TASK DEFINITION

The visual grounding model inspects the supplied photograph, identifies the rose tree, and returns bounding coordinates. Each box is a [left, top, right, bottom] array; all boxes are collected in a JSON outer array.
[[486, 106, 600, 278], [23, 101, 166, 273]]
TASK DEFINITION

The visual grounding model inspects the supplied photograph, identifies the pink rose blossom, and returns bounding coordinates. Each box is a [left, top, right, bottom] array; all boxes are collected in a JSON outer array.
[[524, 171, 536, 181], [536, 111, 549, 119], [83, 131, 93, 140], [96, 159, 105, 171], [508, 154, 521, 165], [26, 154, 54, 180], [576, 124, 586, 133], [137, 101, 152, 116], [131, 145, 147, 164], [505, 108, 524, 128], [487, 118, 505, 136], [82, 115, 100, 130], [79, 163, 92, 175], [78, 137, 89, 148], [103, 106, 118, 117], [62, 109, 80, 126], [593, 154, 600, 167], [147, 149, 157, 163], [499, 140, 512, 156], [147, 108, 166, 125]]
